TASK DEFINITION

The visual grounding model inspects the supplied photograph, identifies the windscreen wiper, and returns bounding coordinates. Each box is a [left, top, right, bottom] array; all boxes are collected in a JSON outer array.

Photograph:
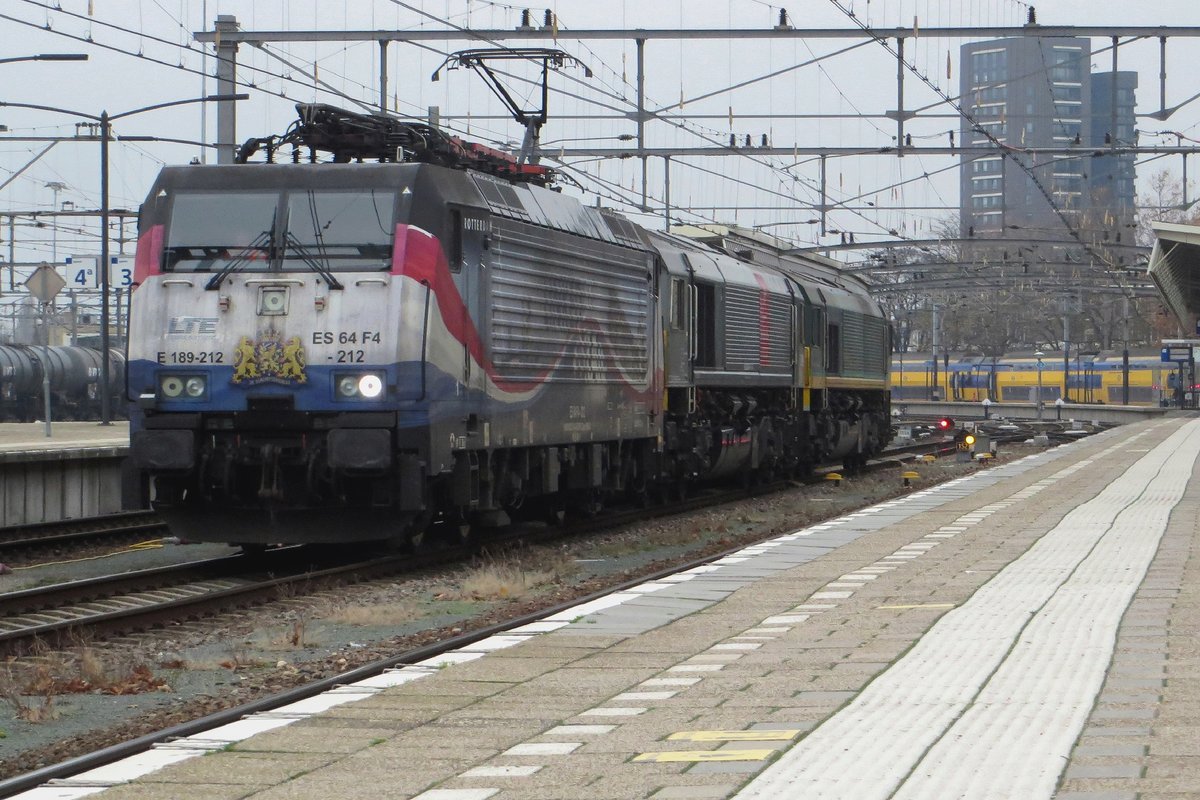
[[205, 229, 273, 290], [283, 232, 344, 290]]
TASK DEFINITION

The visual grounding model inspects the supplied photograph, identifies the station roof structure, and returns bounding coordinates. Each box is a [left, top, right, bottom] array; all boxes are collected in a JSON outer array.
[[1149, 222, 1200, 329]]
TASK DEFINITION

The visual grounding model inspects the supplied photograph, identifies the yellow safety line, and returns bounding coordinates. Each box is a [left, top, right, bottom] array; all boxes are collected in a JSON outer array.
[[9, 540, 166, 570], [668, 730, 801, 742], [633, 749, 777, 763]]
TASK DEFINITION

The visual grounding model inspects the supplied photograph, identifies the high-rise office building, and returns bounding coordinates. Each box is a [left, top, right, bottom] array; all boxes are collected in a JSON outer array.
[[1090, 70, 1139, 219], [959, 37, 1136, 239]]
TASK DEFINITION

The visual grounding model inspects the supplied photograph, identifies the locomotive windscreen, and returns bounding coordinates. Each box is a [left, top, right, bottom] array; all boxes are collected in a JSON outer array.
[[165, 192, 277, 272], [283, 191, 395, 271], [164, 189, 396, 273]]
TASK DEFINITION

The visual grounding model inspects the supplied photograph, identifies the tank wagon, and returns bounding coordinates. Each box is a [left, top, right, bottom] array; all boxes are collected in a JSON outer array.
[[0, 344, 125, 421], [124, 104, 891, 547]]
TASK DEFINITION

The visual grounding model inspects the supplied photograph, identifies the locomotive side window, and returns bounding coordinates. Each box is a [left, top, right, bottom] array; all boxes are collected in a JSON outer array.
[[284, 191, 395, 271], [449, 210, 463, 273], [826, 323, 841, 373], [165, 192, 278, 272], [694, 283, 717, 368], [669, 278, 686, 330]]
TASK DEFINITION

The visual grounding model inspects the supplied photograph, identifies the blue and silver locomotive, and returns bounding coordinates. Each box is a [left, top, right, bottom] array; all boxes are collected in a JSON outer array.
[[124, 105, 891, 547]]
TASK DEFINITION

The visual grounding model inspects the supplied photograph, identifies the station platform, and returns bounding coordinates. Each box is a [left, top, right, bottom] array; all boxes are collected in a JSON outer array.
[[0, 422, 129, 528], [23, 416, 1200, 800], [0, 422, 129, 456]]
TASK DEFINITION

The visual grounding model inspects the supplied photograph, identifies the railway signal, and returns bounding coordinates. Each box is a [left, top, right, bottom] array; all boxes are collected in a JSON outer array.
[[936, 417, 954, 432]]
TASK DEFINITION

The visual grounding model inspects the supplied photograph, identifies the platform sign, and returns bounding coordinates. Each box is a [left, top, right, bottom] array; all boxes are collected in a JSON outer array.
[[63, 255, 134, 289], [67, 255, 98, 288], [1162, 345, 1194, 362], [110, 257, 134, 290]]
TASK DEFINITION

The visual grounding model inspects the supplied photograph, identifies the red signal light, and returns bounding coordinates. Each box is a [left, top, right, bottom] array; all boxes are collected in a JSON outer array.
[[936, 417, 954, 431]]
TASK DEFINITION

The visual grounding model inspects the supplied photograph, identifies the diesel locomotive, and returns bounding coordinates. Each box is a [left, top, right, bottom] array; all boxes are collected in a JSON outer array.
[[124, 104, 892, 547]]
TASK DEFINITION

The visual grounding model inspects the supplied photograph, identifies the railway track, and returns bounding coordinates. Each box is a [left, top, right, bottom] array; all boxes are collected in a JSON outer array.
[[0, 510, 166, 551], [0, 437, 958, 659], [0, 548, 421, 658]]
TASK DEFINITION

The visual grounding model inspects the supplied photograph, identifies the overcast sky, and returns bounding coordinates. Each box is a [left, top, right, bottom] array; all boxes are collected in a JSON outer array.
[[3, 0, 1200, 283]]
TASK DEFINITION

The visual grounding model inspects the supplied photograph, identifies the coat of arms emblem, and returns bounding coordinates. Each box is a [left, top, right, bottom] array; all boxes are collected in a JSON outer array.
[[232, 330, 307, 384]]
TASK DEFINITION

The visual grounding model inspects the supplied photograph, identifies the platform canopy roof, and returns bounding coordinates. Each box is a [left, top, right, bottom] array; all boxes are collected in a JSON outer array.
[[1149, 222, 1200, 329]]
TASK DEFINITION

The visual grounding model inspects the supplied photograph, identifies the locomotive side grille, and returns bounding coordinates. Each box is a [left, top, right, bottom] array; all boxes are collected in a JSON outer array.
[[489, 220, 651, 383], [840, 312, 866, 375], [471, 174, 532, 221], [723, 286, 791, 373], [840, 311, 889, 377]]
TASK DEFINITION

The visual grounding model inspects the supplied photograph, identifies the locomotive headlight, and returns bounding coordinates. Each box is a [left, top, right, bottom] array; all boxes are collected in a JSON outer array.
[[258, 287, 288, 316], [358, 374, 384, 398], [335, 372, 386, 400], [160, 374, 207, 401], [160, 376, 184, 397]]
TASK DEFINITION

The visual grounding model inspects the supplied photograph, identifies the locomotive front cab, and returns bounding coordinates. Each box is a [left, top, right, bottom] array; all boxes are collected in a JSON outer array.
[[125, 165, 436, 544]]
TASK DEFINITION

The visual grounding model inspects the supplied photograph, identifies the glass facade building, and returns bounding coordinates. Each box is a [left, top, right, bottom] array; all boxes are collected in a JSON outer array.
[[959, 37, 1136, 239]]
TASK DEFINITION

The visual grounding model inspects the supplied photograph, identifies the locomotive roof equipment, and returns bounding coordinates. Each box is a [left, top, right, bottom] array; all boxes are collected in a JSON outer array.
[[236, 103, 554, 186]]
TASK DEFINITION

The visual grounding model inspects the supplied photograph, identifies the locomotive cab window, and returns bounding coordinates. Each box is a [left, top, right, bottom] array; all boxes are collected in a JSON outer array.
[[164, 192, 279, 272], [163, 189, 396, 274], [283, 190, 394, 271]]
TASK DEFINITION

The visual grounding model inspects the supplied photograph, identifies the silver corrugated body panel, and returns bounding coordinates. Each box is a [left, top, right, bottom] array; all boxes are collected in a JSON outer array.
[[723, 285, 791, 372], [490, 220, 650, 383]]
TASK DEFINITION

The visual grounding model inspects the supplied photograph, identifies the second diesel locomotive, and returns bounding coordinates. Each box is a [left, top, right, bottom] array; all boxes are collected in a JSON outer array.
[[124, 104, 891, 547]]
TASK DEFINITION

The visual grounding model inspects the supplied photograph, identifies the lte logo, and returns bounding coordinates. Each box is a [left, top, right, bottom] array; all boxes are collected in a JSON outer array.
[[168, 317, 219, 335]]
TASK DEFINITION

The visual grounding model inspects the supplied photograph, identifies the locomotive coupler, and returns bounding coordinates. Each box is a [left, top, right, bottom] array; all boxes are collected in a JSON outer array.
[[257, 443, 284, 501]]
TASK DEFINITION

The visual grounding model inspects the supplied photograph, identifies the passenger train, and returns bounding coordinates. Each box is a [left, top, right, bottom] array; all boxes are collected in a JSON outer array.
[[891, 350, 1181, 406], [123, 104, 892, 547]]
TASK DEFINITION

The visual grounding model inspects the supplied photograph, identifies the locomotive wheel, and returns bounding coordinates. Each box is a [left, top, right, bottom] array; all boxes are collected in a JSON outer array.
[[439, 508, 474, 548], [627, 474, 651, 508], [580, 490, 604, 518], [544, 502, 567, 526], [238, 543, 269, 559]]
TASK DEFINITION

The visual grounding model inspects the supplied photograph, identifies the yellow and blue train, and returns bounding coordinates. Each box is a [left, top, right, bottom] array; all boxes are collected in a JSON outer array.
[[891, 350, 1187, 407]]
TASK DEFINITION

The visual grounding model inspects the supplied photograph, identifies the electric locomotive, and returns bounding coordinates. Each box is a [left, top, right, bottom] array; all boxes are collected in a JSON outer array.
[[124, 104, 891, 548]]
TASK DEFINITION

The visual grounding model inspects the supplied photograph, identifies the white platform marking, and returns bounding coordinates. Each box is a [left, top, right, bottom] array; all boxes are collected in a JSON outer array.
[[462, 765, 542, 777], [503, 742, 581, 756]]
